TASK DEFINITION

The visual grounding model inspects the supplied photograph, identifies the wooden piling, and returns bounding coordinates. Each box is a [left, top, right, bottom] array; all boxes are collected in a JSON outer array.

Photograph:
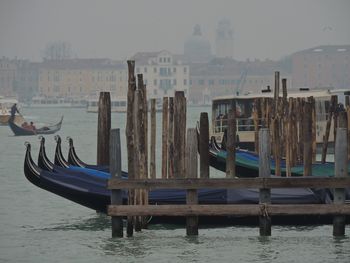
[[150, 99, 156, 179], [252, 99, 259, 153], [272, 117, 281, 176], [308, 97, 317, 163], [110, 129, 123, 237], [199, 112, 209, 178], [259, 128, 271, 236], [97, 92, 111, 166], [174, 91, 186, 178], [136, 74, 148, 229], [168, 97, 174, 178], [273, 71, 280, 115], [285, 97, 293, 177], [303, 102, 312, 176], [333, 127, 347, 236], [126, 60, 136, 236], [186, 128, 199, 236], [321, 95, 337, 163], [162, 97, 169, 179], [346, 96, 350, 160], [226, 108, 236, 178]]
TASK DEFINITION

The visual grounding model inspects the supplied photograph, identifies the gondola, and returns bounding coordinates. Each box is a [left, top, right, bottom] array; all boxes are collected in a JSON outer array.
[[8, 116, 63, 136], [39, 135, 125, 179], [195, 123, 349, 177], [67, 137, 109, 172], [208, 136, 350, 177], [25, 141, 341, 225]]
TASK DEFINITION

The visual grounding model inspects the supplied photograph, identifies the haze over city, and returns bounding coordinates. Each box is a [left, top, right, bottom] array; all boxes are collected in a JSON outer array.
[[1, 0, 350, 61]]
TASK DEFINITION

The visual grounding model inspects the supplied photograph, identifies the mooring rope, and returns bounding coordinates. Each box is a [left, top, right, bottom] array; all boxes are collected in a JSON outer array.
[[260, 203, 270, 218]]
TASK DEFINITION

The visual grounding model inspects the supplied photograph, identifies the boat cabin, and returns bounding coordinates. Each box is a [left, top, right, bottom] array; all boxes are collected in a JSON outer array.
[[211, 89, 349, 151]]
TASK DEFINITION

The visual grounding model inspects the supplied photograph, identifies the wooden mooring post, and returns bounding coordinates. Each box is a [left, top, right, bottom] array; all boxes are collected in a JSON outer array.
[[333, 126, 348, 236], [346, 96, 350, 161], [303, 102, 312, 176], [126, 60, 136, 236], [174, 91, 186, 178], [321, 95, 337, 163], [168, 97, 175, 178], [259, 128, 271, 236], [226, 108, 236, 178], [162, 97, 169, 179], [97, 92, 111, 166], [110, 129, 123, 237], [186, 128, 199, 235], [150, 99, 156, 179], [199, 112, 209, 178]]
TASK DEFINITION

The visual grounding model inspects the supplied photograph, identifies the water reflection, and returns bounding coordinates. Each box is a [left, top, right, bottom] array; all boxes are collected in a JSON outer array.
[[38, 213, 110, 231]]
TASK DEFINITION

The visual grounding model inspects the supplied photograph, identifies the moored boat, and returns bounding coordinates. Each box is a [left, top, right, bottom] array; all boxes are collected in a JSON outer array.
[[211, 89, 349, 151], [25, 141, 343, 225]]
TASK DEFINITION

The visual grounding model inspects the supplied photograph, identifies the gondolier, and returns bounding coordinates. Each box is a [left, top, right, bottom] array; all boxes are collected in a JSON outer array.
[[10, 103, 20, 121]]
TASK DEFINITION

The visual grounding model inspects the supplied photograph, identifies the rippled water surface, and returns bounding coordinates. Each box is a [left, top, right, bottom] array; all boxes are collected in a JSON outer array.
[[0, 107, 349, 263]]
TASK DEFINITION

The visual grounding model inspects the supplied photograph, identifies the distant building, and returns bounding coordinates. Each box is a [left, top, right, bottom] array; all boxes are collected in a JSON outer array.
[[14, 60, 40, 101], [189, 58, 291, 105], [0, 57, 17, 97], [184, 25, 212, 63], [131, 50, 189, 98], [38, 58, 127, 98], [291, 45, 350, 90], [215, 19, 234, 59]]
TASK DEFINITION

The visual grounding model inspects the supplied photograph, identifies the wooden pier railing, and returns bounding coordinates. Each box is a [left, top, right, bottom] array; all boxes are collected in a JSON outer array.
[[108, 127, 350, 238]]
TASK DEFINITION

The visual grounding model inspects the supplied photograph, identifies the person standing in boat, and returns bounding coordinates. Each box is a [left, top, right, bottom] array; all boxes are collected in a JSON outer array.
[[10, 103, 20, 122]]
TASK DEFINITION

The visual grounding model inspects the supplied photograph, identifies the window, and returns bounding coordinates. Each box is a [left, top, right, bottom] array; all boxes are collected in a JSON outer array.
[[160, 67, 168, 76], [154, 79, 157, 86], [183, 79, 187, 85], [167, 58, 170, 63], [153, 89, 157, 95], [184, 67, 187, 73], [198, 79, 204, 85], [173, 67, 176, 73], [173, 79, 177, 85], [154, 67, 157, 73]]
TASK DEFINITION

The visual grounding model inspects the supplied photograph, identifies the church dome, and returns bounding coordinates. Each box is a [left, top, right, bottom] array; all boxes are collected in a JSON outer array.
[[184, 25, 212, 63]]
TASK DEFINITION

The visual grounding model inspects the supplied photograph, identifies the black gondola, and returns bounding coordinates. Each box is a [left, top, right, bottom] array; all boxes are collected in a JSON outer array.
[[24, 142, 111, 213], [54, 135, 70, 168], [8, 116, 63, 136], [27, 141, 345, 225], [37, 136, 55, 171], [67, 137, 108, 172]]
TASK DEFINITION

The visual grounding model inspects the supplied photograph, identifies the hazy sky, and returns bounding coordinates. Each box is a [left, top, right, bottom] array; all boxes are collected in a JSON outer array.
[[1, 0, 349, 62]]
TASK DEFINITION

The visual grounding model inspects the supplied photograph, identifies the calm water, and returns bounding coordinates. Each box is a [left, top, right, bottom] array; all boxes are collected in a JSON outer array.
[[0, 107, 349, 263]]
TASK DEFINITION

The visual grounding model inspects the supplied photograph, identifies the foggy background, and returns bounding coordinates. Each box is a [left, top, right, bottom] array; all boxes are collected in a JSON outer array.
[[1, 0, 350, 61]]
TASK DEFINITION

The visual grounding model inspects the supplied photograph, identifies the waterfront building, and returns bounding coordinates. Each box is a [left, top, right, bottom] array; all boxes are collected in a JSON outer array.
[[38, 58, 127, 98], [0, 57, 17, 97], [189, 58, 291, 105], [131, 50, 190, 99], [291, 45, 350, 90]]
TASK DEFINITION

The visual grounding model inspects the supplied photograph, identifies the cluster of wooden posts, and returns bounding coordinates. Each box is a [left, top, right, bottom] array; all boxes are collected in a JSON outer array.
[[94, 62, 350, 238], [249, 72, 350, 178]]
